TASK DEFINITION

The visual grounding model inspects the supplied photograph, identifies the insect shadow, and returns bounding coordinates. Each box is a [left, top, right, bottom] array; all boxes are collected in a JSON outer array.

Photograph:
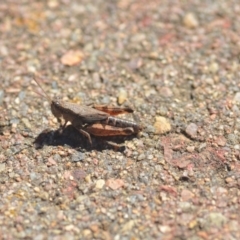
[[34, 125, 136, 152]]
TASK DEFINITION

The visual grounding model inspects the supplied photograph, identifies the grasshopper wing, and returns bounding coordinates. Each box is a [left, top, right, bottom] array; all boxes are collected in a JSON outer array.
[[79, 105, 109, 123], [62, 102, 109, 123], [93, 105, 133, 115]]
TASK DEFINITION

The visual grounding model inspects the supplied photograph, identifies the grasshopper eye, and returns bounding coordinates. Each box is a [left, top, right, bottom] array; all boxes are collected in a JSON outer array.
[[53, 96, 61, 105], [52, 100, 60, 106]]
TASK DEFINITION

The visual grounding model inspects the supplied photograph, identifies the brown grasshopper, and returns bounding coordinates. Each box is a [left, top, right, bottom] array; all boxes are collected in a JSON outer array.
[[33, 78, 142, 144]]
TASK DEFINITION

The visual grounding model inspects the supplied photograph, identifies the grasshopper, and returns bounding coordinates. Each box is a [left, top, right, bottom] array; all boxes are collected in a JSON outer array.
[[33, 78, 142, 144]]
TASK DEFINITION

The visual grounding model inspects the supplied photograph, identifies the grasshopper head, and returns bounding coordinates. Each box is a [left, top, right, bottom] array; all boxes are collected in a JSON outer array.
[[51, 96, 64, 119]]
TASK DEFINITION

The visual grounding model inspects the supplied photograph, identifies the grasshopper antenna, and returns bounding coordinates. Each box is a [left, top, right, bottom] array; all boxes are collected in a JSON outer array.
[[32, 77, 52, 104]]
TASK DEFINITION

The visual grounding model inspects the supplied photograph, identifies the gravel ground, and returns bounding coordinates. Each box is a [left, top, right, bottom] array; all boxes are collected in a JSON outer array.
[[1, 0, 240, 239]]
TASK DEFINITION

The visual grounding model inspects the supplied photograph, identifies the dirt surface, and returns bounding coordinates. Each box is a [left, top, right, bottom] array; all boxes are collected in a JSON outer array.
[[1, 0, 240, 239]]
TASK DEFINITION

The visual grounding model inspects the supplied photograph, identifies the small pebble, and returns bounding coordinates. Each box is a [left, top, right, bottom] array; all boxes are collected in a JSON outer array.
[[85, 175, 92, 183], [106, 178, 124, 190], [233, 92, 240, 103], [181, 189, 195, 201], [95, 179, 105, 189], [188, 219, 198, 229], [159, 225, 171, 233], [34, 187, 40, 192], [209, 62, 219, 73], [137, 153, 145, 161], [0, 163, 6, 172], [128, 58, 143, 70], [0, 90, 4, 105], [72, 169, 86, 180], [83, 229, 92, 237], [61, 50, 84, 66], [216, 136, 226, 146], [21, 118, 32, 129], [227, 134, 238, 145], [145, 125, 156, 134], [225, 177, 234, 184], [159, 87, 173, 98], [117, 88, 127, 105], [121, 220, 135, 232], [186, 146, 195, 152], [71, 152, 85, 162], [183, 12, 199, 28], [203, 213, 227, 229], [147, 154, 153, 160], [153, 116, 171, 134], [48, 0, 59, 8], [185, 123, 198, 138]]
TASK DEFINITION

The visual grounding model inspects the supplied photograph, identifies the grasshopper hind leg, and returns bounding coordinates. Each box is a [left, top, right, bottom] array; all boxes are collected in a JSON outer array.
[[75, 127, 93, 145], [71, 118, 93, 144]]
